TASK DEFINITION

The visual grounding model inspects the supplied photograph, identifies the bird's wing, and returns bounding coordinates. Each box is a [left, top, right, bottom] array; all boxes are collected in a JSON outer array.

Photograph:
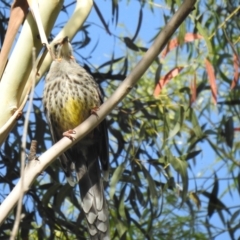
[[97, 119, 109, 181], [45, 111, 76, 187], [96, 86, 109, 181]]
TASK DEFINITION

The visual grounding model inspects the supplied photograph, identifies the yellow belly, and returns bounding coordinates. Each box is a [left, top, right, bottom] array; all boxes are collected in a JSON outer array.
[[54, 97, 91, 132], [65, 98, 86, 127]]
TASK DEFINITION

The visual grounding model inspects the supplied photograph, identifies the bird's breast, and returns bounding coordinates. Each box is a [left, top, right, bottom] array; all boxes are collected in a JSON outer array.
[[44, 76, 100, 132]]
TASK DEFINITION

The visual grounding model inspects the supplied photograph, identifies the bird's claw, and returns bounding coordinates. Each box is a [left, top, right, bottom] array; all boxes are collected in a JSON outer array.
[[63, 129, 76, 140], [91, 107, 99, 118], [16, 110, 23, 120]]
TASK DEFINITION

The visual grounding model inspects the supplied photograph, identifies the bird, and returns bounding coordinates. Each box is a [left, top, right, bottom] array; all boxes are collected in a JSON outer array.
[[43, 36, 109, 240]]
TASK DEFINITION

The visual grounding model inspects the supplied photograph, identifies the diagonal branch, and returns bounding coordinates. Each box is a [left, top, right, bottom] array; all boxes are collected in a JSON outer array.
[[0, 0, 196, 225]]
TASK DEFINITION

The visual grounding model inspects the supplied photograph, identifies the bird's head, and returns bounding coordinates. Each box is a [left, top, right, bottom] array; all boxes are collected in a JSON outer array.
[[53, 36, 74, 61]]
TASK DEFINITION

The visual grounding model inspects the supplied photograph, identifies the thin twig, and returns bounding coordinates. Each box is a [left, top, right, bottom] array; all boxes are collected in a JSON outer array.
[[10, 48, 37, 240], [27, 0, 55, 60], [27, 0, 48, 44], [208, 6, 240, 40]]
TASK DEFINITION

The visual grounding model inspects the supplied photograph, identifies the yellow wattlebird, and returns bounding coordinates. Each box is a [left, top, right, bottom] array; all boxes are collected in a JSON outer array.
[[43, 37, 109, 239]]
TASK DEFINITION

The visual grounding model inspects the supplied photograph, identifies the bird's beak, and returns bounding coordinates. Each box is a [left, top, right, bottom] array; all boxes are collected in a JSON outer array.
[[54, 36, 73, 60], [61, 36, 69, 45]]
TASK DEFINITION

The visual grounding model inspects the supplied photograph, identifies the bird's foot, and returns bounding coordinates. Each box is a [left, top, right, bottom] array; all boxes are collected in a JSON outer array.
[[56, 58, 62, 62], [16, 110, 23, 120], [63, 129, 76, 140], [11, 107, 22, 120], [91, 107, 99, 119]]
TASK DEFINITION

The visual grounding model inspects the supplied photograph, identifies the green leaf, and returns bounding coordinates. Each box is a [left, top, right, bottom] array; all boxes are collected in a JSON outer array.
[[110, 163, 125, 199], [56, 183, 73, 207], [42, 183, 61, 206], [225, 116, 234, 149], [115, 218, 128, 237], [168, 122, 181, 139], [189, 108, 203, 138], [230, 209, 240, 225], [185, 150, 202, 161], [141, 165, 158, 206], [168, 154, 188, 203], [194, 19, 213, 54], [178, 22, 186, 45], [119, 196, 127, 220], [212, 173, 219, 197]]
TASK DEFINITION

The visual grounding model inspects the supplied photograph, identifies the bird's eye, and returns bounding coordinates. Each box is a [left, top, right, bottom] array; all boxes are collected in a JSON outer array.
[[54, 44, 58, 49]]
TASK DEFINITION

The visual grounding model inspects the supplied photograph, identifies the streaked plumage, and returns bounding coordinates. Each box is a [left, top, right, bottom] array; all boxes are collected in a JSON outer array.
[[43, 37, 109, 239]]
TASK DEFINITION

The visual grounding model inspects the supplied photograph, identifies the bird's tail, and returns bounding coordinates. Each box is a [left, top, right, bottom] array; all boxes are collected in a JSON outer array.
[[77, 153, 109, 240]]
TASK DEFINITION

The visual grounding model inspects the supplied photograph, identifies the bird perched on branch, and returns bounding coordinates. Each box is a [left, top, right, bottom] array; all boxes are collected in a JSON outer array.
[[43, 36, 109, 239]]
